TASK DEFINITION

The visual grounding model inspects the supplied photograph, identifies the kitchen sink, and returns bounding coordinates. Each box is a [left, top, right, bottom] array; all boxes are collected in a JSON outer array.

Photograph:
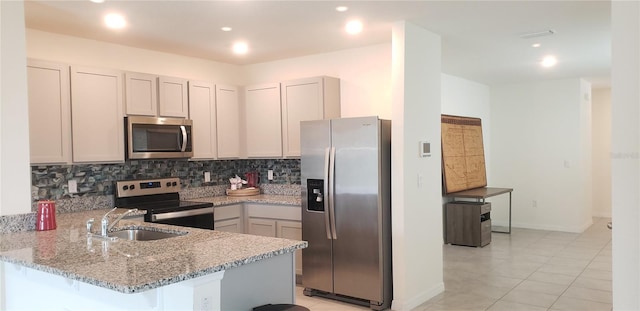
[[108, 228, 187, 241]]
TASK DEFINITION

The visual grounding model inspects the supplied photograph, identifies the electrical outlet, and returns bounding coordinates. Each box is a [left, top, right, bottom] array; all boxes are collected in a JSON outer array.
[[68, 180, 78, 194], [204, 172, 211, 183], [268, 170, 274, 180]]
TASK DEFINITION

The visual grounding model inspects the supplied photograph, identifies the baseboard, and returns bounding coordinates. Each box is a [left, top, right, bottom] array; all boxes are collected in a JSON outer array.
[[492, 220, 593, 233], [391, 282, 444, 311]]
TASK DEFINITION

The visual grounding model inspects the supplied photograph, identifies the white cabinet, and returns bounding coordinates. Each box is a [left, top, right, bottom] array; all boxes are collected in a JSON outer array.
[[246, 204, 302, 275], [189, 81, 217, 159], [124, 72, 158, 116], [158, 76, 189, 118], [280, 76, 340, 157], [277, 220, 303, 275], [70, 66, 124, 163], [244, 83, 282, 158], [26, 60, 72, 164], [125, 73, 187, 118], [214, 204, 244, 233], [216, 84, 241, 158], [247, 218, 277, 237]]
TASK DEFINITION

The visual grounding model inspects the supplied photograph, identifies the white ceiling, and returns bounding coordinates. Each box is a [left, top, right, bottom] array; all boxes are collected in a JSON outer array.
[[24, 0, 611, 87]]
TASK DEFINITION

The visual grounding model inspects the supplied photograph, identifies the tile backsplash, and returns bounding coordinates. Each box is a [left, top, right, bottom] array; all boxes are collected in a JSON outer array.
[[32, 159, 301, 203]]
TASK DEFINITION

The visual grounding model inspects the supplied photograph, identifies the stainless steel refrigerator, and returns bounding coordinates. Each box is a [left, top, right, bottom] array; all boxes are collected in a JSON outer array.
[[301, 116, 392, 310]]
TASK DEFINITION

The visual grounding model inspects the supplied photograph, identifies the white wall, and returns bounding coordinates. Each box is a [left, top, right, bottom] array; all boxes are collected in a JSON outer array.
[[391, 22, 444, 311], [611, 1, 640, 309], [1, 0, 32, 217], [245, 43, 392, 119], [490, 79, 592, 232], [26, 29, 243, 86], [591, 88, 611, 218], [441, 74, 491, 182]]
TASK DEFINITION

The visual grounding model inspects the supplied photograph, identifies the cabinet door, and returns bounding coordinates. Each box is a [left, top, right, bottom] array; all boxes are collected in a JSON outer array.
[[188, 81, 216, 159], [215, 218, 243, 233], [27, 60, 71, 164], [244, 83, 282, 157], [125, 72, 157, 116], [247, 218, 277, 237], [216, 84, 240, 158], [277, 220, 303, 275], [281, 77, 340, 157], [158, 76, 188, 118], [70, 66, 124, 163]]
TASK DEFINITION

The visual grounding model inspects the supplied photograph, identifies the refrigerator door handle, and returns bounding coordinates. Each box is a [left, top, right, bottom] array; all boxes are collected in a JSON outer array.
[[329, 146, 338, 240], [323, 147, 332, 240]]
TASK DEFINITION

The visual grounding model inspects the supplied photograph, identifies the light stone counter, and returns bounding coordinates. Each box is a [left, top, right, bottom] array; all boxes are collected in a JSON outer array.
[[193, 194, 301, 207], [0, 208, 306, 294]]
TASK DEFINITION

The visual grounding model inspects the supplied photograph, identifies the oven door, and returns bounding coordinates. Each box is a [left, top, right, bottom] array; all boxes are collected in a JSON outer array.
[[149, 207, 214, 230]]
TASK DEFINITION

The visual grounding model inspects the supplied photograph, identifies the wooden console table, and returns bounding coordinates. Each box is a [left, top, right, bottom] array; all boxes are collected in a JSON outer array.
[[444, 187, 513, 234]]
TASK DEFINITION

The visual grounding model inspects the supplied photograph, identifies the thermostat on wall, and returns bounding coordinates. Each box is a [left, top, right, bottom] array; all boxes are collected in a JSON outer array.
[[419, 141, 431, 157]]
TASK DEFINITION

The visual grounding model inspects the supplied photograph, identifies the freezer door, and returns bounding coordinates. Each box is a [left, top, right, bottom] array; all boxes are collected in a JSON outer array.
[[331, 116, 384, 301], [301, 119, 333, 293]]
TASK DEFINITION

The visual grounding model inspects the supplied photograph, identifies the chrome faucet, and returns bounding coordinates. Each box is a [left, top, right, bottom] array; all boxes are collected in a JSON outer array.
[[100, 207, 138, 237]]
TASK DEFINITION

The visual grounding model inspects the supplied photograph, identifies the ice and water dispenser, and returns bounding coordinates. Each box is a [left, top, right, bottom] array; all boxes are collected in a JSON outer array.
[[306, 179, 325, 211]]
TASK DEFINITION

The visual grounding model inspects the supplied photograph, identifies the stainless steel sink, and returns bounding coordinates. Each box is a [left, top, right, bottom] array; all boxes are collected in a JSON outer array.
[[108, 228, 187, 241]]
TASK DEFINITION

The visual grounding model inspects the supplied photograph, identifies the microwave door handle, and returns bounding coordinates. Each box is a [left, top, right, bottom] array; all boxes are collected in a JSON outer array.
[[180, 125, 187, 152]]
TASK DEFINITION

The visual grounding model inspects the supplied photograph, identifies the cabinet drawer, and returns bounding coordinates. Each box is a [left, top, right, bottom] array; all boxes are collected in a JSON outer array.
[[480, 203, 491, 215], [481, 219, 492, 234], [246, 204, 301, 221], [480, 220, 492, 246], [215, 204, 242, 221]]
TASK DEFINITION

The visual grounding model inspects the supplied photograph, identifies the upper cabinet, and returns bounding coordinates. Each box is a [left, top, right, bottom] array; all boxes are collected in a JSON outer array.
[[124, 72, 158, 116], [158, 76, 189, 118], [216, 84, 241, 158], [70, 66, 124, 163], [280, 76, 341, 157], [27, 60, 72, 164], [188, 80, 217, 159], [244, 83, 282, 158], [125, 73, 188, 118]]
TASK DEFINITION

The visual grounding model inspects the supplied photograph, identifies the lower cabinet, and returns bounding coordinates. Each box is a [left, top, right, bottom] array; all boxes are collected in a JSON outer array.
[[245, 204, 302, 276], [215, 218, 243, 233], [276, 220, 302, 276], [445, 201, 492, 247], [214, 204, 244, 233]]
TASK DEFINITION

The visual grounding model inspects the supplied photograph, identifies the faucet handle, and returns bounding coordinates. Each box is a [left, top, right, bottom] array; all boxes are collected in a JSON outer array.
[[86, 218, 94, 234]]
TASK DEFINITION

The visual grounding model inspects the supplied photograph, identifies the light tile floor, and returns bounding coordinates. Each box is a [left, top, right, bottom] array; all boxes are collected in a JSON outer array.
[[295, 218, 612, 311]]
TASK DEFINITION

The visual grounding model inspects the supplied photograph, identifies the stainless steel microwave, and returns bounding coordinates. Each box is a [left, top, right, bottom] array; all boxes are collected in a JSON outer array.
[[125, 116, 193, 159]]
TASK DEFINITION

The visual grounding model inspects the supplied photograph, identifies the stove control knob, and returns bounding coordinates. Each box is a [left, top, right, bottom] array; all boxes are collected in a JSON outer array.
[[130, 184, 135, 190], [122, 185, 129, 191], [166, 182, 171, 187], [172, 182, 178, 187]]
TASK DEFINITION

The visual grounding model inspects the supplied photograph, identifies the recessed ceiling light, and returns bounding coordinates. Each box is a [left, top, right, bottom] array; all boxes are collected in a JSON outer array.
[[221, 27, 232, 32], [104, 13, 126, 29], [90, 0, 104, 3], [532, 43, 541, 48], [336, 6, 348, 12], [232, 42, 249, 55], [541, 55, 558, 68], [345, 20, 363, 35]]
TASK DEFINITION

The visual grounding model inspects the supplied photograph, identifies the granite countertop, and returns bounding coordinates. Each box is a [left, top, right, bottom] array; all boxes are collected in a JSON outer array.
[[194, 194, 301, 206], [0, 208, 307, 294]]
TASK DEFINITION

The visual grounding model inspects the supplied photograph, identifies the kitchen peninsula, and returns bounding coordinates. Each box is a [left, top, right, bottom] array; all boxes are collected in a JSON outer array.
[[0, 208, 306, 311]]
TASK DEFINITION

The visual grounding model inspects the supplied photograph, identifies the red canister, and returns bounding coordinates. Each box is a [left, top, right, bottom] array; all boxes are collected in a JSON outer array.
[[36, 200, 57, 231]]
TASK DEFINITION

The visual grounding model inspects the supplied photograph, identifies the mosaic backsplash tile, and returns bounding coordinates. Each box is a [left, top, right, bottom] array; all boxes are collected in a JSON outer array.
[[32, 159, 301, 205]]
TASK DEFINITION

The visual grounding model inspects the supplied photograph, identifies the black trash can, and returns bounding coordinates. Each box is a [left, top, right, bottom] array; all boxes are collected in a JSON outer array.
[[253, 303, 310, 311]]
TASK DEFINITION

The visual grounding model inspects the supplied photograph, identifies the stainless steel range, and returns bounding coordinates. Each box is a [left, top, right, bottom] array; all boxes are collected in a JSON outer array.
[[114, 177, 214, 229]]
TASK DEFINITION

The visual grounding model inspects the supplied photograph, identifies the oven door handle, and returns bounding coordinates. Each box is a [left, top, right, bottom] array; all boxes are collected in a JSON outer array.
[[151, 207, 213, 221]]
